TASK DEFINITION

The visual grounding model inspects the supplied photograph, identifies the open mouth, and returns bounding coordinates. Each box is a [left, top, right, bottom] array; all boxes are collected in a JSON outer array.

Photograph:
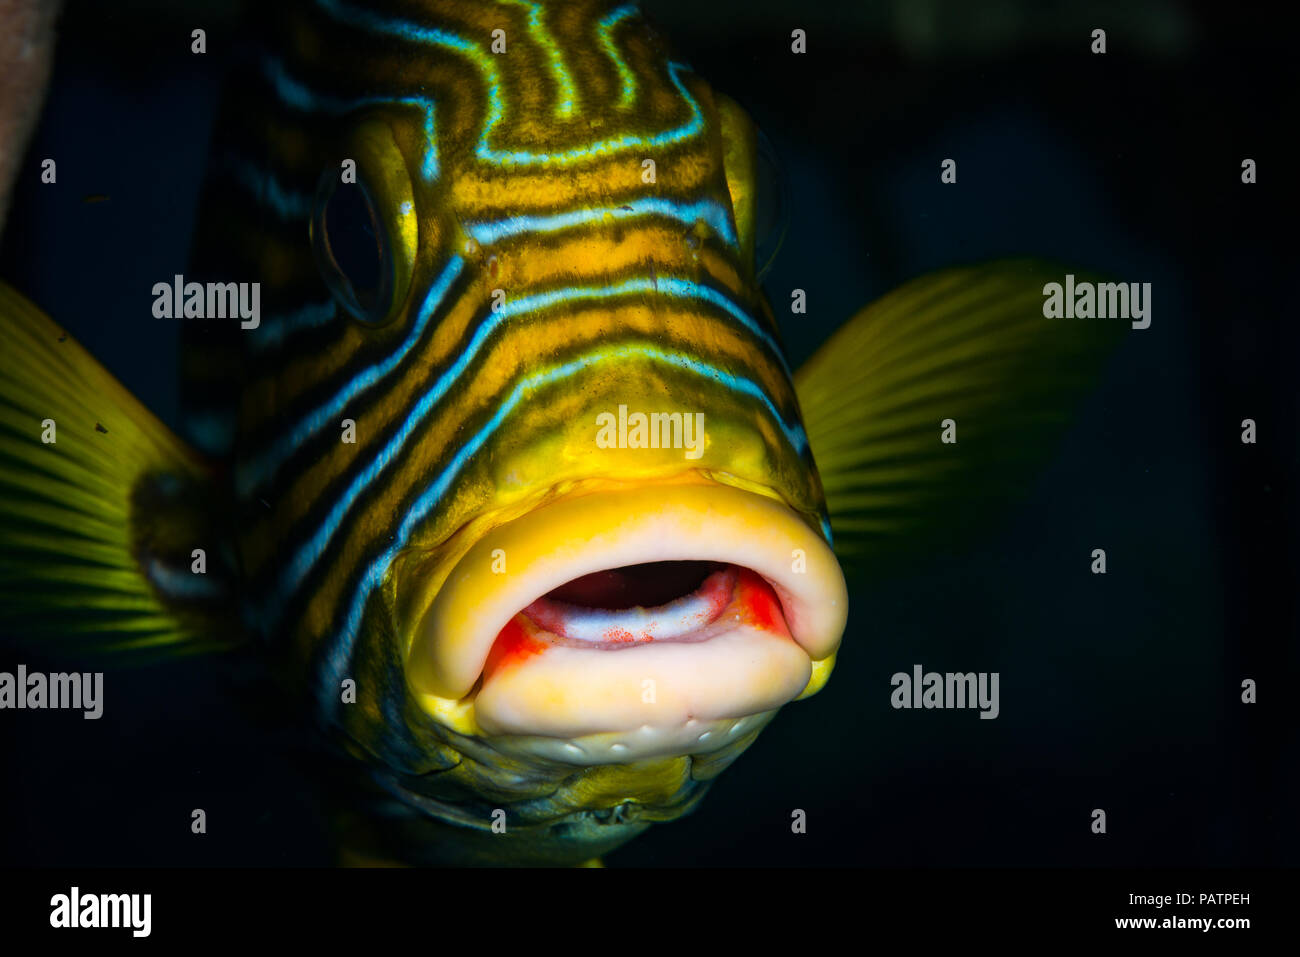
[[518, 560, 751, 647], [405, 482, 847, 763]]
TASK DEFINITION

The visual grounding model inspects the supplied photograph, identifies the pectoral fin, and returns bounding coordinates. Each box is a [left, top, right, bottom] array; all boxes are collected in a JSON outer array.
[[795, 260, 1124, 568], [0, 281, 241, 657]]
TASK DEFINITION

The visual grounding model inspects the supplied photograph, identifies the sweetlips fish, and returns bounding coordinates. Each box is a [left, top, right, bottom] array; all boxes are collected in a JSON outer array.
[[0, 0, 1120, 865]]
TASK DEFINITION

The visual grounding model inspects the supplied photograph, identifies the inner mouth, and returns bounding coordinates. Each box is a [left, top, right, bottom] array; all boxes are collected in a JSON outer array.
[[544, 560, 725, 610], [523, 560, 735, 645]]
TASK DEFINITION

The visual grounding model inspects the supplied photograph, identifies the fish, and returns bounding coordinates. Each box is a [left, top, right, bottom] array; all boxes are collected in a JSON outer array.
[[0, 0, 1123, 865]]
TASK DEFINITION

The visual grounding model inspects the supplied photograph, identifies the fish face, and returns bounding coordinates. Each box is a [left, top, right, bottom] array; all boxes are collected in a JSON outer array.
[[209, 1, 848, 861], [313, 91, 848, 852]]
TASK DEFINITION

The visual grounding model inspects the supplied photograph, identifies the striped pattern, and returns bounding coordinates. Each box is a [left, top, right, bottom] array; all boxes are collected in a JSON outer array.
[[182, 0, 828, 749]]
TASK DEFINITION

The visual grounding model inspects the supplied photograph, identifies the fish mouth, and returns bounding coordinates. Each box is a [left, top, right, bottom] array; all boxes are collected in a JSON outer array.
[[406, 482, 847, 764]]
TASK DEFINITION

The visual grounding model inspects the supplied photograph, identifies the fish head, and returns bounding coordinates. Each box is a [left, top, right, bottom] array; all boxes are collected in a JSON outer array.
[[284, 18, 847, 863]]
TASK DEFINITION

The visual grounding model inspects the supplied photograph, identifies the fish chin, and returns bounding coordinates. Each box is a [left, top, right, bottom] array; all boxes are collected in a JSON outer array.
[[403, 481, 847, 765]]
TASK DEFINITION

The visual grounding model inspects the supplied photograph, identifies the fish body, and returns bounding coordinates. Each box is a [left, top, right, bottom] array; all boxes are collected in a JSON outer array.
[[0, 0, 1123, 865]]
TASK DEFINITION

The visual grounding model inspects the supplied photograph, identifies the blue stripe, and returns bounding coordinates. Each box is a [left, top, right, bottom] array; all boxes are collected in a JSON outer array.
[[235, 256, 465, 497], [597, 4, 640, 109], [214, 152, 313, 221], [495, 277, 789, 374], [250, 301, 339, 353], [316, 343, 809, 709], [501, 0, 578, 118], [312, 0, 705, 168], [263, 56, 440, 181], [465, 196, 739, 250], [310, 0, 505, 169], [480, 61, 703, 167]]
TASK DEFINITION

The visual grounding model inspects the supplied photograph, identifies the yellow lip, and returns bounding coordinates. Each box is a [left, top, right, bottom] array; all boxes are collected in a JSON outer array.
[[403, 481, 846, 759]]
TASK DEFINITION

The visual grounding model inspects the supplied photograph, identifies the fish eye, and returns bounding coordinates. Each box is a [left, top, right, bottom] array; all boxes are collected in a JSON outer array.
[[310, 170, 395, 325], [752, 127, 789, 282]]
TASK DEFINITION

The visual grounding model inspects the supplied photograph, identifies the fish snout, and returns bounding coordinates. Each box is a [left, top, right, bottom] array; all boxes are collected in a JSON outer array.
[[404, 482, 846, 763]]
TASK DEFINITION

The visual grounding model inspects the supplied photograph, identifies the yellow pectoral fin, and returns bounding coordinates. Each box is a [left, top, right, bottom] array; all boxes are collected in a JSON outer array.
[[795, 259, 1126, 569], [0, 281, 240, 657]]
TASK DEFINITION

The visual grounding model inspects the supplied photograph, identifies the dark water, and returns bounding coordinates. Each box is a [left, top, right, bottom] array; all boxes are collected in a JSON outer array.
[[0, 0, 1294, 866]]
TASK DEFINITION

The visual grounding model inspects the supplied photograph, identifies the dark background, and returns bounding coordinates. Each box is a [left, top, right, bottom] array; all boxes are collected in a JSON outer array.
[[0, 0, 1294, 867]]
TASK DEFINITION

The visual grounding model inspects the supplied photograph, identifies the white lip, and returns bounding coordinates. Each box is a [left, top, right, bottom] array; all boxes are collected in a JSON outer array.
[[475, 622, 811, 740], [405, 482, 847, 758]]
